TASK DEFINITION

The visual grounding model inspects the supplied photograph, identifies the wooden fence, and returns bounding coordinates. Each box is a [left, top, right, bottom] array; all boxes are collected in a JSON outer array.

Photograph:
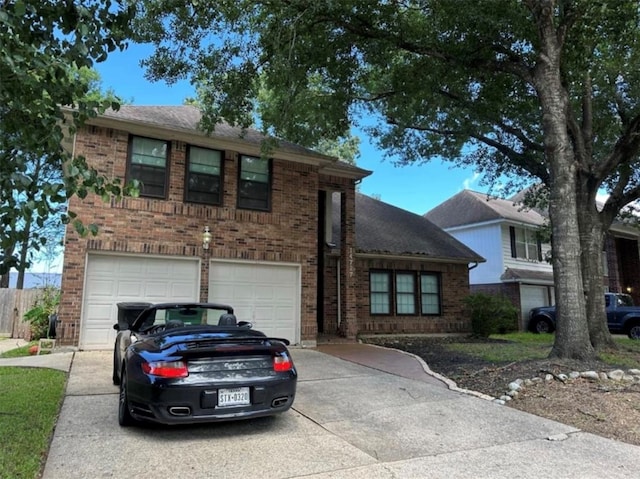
[[0, 289, 41, 339]]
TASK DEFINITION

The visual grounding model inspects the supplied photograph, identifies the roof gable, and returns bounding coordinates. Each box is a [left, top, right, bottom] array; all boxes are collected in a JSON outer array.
[[425, 190, 546, 229]]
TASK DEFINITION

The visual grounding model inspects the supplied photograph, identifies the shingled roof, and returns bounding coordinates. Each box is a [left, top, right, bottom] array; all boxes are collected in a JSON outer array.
[[333, 193, 484, 263], [80, 105, 371, 179], [424, 190, 546, 229]]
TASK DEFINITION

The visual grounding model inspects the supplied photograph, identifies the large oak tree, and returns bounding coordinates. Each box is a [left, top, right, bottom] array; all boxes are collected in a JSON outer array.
[[134, 0, 640, 359], [0, 0, 136, 275]]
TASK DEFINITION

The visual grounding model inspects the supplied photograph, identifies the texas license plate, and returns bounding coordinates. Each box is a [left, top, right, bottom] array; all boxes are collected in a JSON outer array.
[[218, 387, 250, 407]]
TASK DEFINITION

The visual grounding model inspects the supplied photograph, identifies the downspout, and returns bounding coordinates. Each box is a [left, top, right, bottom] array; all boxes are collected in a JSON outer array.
[[468, 262, 479, 270], [337, 257, 341, 329]]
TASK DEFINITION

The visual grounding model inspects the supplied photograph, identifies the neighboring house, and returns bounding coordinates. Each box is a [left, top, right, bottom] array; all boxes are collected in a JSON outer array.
[[57, 105, 483, 350], [605, 223, 640, 305], [425, 190, 554, 329]]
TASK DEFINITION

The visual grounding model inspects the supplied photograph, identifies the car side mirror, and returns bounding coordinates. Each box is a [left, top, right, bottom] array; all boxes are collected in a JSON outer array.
[[238, 321, 252, 329]]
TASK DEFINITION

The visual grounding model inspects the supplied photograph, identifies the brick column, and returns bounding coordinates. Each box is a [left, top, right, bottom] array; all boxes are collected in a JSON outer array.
[[339, 189, 358, 338]]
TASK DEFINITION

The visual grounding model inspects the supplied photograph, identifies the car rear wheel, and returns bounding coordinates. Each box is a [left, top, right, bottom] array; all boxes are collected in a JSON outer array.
[[530, 316, 554, 334], [627, 322, 640, 340], [118, 369, 135, 427]]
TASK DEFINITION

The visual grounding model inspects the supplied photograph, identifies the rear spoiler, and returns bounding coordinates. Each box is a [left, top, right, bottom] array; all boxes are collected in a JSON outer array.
[[160, 335, 291, 351]]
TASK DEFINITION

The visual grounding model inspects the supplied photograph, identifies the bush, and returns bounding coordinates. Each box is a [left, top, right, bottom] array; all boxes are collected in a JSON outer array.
[[464, 293, 519, 337], [23, 287, 60, 340]]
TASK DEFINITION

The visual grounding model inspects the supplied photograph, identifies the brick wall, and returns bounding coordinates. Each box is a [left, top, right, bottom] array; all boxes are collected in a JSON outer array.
[[58, 125, 343, 345]]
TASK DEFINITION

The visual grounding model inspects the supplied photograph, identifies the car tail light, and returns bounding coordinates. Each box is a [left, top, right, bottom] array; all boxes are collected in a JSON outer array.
[[273, 355, 293, 372], [142, 360, 189, 378]]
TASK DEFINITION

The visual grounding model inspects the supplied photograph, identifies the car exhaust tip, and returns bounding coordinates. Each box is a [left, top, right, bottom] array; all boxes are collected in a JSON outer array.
[[168, 406, 192, 416], [271, 397, 288, 408]]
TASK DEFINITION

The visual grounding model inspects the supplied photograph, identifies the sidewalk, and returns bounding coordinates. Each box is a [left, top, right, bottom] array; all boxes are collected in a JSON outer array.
[[0, 338, 74, 372]]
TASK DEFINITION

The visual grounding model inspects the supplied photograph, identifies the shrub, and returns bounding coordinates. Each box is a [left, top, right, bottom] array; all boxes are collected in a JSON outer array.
[[464, 293, 519, 337], [23, 287, 60, 340]]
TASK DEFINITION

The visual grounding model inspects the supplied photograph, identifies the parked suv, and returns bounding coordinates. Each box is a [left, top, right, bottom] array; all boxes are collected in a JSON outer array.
[[528, 293, 640, 339]]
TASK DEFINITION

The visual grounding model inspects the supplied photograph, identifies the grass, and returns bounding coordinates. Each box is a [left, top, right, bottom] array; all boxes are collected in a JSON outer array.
[[443, 332, 640, 369], [0, 342, 39, 358], [0, 367, 67, 479]]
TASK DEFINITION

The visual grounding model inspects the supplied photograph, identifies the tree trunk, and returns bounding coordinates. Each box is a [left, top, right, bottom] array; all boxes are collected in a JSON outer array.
[[0, 273, 8, 288], [576, 179, 616, 350], [532, 10, 595, 360]]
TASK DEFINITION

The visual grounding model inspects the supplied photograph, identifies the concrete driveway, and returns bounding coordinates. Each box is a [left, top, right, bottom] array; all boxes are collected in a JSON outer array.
[[42, 349, 640, 479]]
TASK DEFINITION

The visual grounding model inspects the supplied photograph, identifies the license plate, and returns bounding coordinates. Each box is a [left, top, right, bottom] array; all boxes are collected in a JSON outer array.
[[218, 387, 250, 407]]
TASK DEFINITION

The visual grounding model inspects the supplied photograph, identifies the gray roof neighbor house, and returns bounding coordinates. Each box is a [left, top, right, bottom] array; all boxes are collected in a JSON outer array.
[[425, 189, 546, 228]]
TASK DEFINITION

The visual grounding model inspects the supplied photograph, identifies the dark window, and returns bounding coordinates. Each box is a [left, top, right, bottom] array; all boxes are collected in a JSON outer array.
[[238, 155, 271, 210], [395, 272, 416, 314], [370, 271, 391, 315], [185, 146, 222, 205], [128, 136, 168, 198], [420, 273, 441, 315]]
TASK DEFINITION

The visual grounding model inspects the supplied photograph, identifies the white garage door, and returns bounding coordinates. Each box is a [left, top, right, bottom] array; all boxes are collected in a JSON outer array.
[[81, 254, 199, 350], [520, 285, 551, 327], [209, 261, 299, 344]]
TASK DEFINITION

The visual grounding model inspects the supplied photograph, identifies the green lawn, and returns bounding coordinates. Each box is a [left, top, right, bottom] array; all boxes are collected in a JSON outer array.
[[0, 342, 39, 359], [444, 332, 640, 368], [0, 367, 66, 479]]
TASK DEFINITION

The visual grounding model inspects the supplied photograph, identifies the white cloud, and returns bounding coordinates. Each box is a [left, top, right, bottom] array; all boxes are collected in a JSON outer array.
[[462, 172, 481, 190]]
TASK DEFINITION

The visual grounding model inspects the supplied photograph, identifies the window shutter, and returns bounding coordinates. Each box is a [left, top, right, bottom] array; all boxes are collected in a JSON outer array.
[[509, 226, 517, 258], [537, 237, 542, 261]]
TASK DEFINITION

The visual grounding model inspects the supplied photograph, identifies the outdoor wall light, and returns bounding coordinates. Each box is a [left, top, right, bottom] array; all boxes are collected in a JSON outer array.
[[626, 286, 633, 294], [202, 226, 212, 250]]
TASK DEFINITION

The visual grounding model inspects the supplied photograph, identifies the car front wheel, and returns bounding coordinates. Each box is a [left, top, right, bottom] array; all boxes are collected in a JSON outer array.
[[627, 322, 640, 340], [118, 369, 135, 427], [530, 316, 554, 334]]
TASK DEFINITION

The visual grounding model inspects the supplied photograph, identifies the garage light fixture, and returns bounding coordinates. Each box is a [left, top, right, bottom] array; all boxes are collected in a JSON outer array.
[[202, 226, 212, 250]]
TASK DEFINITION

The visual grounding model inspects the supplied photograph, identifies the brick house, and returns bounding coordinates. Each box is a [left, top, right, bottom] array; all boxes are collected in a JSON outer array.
[[58, 106, 483, 350]]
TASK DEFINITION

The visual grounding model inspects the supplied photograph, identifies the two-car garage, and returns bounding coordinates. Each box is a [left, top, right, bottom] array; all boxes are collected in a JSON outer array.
[[79, 254, 300, 350]]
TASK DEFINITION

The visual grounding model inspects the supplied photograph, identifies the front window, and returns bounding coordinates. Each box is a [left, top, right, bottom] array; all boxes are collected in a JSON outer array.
[[420, 273, 441, 314], [186, 146, 222, 204], [370, 271, 391, 314], [369, 270, 442, 317], [395, 273, 416, 314], [238, 155, 271, 210], [128, 136, 168, 198]]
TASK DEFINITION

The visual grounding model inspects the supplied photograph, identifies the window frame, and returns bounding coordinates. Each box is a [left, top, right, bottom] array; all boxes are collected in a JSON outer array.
[[369, 270, 392, 315], [395, 271, 417, 315], [369, 269, 443, 317], [126, 135, 170, 199], [237, 154, 272, 211], [184, 145, 224, 205], [509, 226, 542, 262], [420, 272, 442, 315]]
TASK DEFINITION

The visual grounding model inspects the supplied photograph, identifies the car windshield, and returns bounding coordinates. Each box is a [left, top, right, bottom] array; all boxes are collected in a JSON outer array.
[[135, 304, 237, 330]]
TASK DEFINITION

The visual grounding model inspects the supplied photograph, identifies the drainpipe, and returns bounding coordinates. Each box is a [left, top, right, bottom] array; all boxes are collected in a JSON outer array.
[[337, 258, 341, 329], [468, 262, 479, 270]]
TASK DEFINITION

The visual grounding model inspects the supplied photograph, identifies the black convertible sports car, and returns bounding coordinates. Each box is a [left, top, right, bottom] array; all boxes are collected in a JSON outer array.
[[112, 302, 297, 427]]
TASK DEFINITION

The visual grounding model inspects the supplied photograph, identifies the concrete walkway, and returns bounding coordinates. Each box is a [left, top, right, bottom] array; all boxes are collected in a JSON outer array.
[[3, 340, 640, 478]]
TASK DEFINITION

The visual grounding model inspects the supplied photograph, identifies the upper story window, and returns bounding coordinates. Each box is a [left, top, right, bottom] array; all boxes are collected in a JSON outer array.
[[238, 155, 271, 211], [510, 226, 542, 261], [186, 146, 223, 205], [128, 136, 169, 198]]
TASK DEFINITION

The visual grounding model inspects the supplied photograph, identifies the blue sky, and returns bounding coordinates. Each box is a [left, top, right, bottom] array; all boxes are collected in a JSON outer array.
[[94, 43, 485, 216]]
